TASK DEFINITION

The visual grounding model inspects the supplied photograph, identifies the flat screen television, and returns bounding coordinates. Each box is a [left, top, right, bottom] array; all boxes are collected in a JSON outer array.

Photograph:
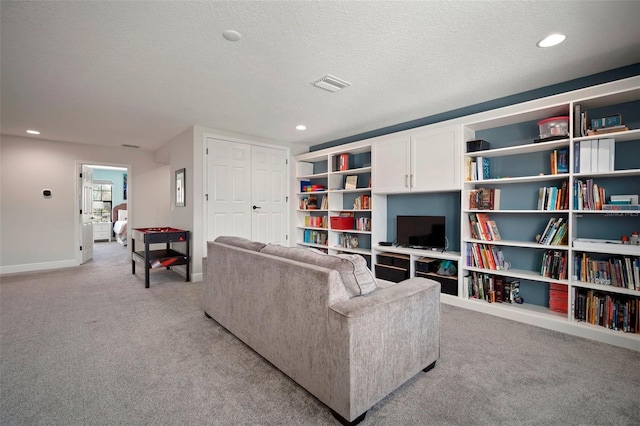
[[396, 215, 446, 250]]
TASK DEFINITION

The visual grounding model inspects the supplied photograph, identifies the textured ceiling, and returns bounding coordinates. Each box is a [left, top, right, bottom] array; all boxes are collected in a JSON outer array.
[[2, 1, 640, 151]]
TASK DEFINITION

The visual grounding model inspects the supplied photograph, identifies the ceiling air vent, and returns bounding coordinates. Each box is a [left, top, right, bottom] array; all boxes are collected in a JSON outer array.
[[312, 74, 351, 92], [121, 144, 140, 149]]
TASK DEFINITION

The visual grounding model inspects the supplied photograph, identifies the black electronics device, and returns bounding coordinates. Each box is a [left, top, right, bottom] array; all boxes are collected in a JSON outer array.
[[396, 215, 446, 251], [379, 241, 392, 246]]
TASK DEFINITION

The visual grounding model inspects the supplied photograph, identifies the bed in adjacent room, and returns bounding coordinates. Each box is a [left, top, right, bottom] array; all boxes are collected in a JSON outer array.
[[112, 203, 128, 246]]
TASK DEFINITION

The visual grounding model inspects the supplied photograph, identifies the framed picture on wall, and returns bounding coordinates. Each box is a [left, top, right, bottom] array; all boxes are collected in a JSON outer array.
[[175, 168, 185, 207]]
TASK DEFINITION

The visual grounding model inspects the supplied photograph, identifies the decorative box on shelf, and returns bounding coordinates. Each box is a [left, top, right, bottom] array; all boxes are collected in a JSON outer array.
[[331, 216, 354, 230]]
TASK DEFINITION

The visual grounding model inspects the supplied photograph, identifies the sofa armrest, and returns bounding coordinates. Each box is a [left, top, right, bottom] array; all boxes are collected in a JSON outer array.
[[327, 277, 440, 422]]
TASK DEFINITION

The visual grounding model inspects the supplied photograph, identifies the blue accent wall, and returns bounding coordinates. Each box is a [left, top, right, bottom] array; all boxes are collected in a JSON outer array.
[[386, 192, 461, 251], [92, 169, 127, 207]]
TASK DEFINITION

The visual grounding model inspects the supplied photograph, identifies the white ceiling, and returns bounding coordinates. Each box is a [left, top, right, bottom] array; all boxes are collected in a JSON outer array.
[[2, 1, 640, 152]]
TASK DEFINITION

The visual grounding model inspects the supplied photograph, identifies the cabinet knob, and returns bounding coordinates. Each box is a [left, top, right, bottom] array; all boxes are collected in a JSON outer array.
[[252, 205, 261, 210]]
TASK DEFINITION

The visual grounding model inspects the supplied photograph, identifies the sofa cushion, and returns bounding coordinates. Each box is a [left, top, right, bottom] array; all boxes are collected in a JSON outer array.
[[214, 236, 267, 252], [260, 245, 376, 297]]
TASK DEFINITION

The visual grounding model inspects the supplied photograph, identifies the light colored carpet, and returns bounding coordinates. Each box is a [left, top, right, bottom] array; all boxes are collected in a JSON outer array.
[[1, 241, 639, 425]]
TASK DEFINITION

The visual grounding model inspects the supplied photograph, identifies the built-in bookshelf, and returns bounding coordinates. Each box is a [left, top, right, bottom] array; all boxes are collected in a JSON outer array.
[[460, 77, 640, 350], [295, 75, 640, 350], [295, 143, 383, 265]]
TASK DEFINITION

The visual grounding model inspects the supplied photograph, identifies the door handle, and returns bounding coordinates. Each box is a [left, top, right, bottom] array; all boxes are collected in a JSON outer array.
[[252, 205, 261, 210]]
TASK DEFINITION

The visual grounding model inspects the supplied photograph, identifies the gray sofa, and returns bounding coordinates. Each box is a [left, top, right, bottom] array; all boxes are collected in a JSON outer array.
[[203, 236, 440, 425]]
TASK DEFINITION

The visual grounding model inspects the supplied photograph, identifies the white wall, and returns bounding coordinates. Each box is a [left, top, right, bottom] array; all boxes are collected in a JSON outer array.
[[0, 134, 168, 273], [134, 165, 171, 228]]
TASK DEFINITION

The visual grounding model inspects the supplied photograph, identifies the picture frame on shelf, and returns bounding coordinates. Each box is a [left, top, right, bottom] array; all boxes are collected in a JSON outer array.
[[345, 175, 357, 190]]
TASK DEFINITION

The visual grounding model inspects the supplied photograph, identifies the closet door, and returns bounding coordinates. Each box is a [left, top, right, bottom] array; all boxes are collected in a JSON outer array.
[[206, 138, 288, 244], [251, 145, 288, 245], [207, 139, 252, 241]]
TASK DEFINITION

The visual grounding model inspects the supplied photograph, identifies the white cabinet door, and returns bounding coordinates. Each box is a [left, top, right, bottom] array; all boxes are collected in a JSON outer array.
[[372, 136, 410, 193], [411, 127, 460, 191]]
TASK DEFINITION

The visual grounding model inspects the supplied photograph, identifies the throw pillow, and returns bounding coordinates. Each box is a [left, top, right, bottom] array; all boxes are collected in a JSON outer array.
[[214, 236, 267, 252], [259, 245, 376, 297]]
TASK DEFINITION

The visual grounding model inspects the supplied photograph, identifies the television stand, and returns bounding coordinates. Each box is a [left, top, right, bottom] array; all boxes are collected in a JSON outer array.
[[373, 245, 461, 296]]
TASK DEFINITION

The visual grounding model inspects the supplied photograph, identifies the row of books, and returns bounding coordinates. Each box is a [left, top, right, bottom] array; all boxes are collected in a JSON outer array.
[[549, 283, 569, 314], [467, 156, 491, 181], [468, 242, 507, 271], [354, 217, 371, 232], [537, 180, 570, 210], [549, 148, 569, 175], [540, 250, 568, 280], [337, 233, 359, 249], [575, 105, 630, 138], [574, 179, 605, 210], [468, 212, 501, 241], [574, 288, 638, 333], [304, 215, 327, 228], [466, 273, 521, 303], [353, 194, 371, 210], [537, 217, 568, 246], [573, 253, 639, 290], [573, 138, 615, 173], [468, 187, 501, 210], [300, 195, 329, 210], [303, 230, 327, 245], [299, 181, 326, 192]]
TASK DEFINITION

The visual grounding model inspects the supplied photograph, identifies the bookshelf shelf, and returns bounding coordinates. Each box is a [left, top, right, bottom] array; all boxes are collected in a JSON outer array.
[[333, 229, 372, 235], [464, 138, 570, 158], [464, 238, 569, 250], [465, 296, 568, 319], [573, 128, 640, 143], [465, 209, 570, 214], [465, 266, 571, 285], [331, 188, 372, 194], [573, 168, 640, 179], [330, 166, 372, 176], [467, 174, 569, 185], [296, 226, 327, 231], [330, 246, 371, 256], [572, 280, 640, 296], [298, 172, 328, 179], [297, 242, 328, 250]]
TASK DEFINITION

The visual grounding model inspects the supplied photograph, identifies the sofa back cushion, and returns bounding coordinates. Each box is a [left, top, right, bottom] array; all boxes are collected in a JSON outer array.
[[214, 236, 267, 252], [260, 245, 376, 297]]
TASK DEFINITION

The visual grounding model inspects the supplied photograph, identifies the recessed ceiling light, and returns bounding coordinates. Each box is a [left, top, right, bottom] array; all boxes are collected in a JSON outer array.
[[537, 33, 566, 48], [223, 30, 241, 42], [26, 129, 40, 135], [296, 125, 307, 131]]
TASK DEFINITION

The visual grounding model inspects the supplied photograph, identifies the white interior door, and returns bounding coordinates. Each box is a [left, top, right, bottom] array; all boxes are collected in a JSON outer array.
[[80, 165, 94, 264], [207, 138, 252, 241], [251, 145, 288, 245]]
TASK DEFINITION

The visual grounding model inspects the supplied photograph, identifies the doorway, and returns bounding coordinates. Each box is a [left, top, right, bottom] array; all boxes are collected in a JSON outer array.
[[76, 162, 130, 265]]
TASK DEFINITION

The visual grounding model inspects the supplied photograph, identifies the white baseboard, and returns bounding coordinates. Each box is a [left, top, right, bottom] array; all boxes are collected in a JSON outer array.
[[0, 259, 78, 275]]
